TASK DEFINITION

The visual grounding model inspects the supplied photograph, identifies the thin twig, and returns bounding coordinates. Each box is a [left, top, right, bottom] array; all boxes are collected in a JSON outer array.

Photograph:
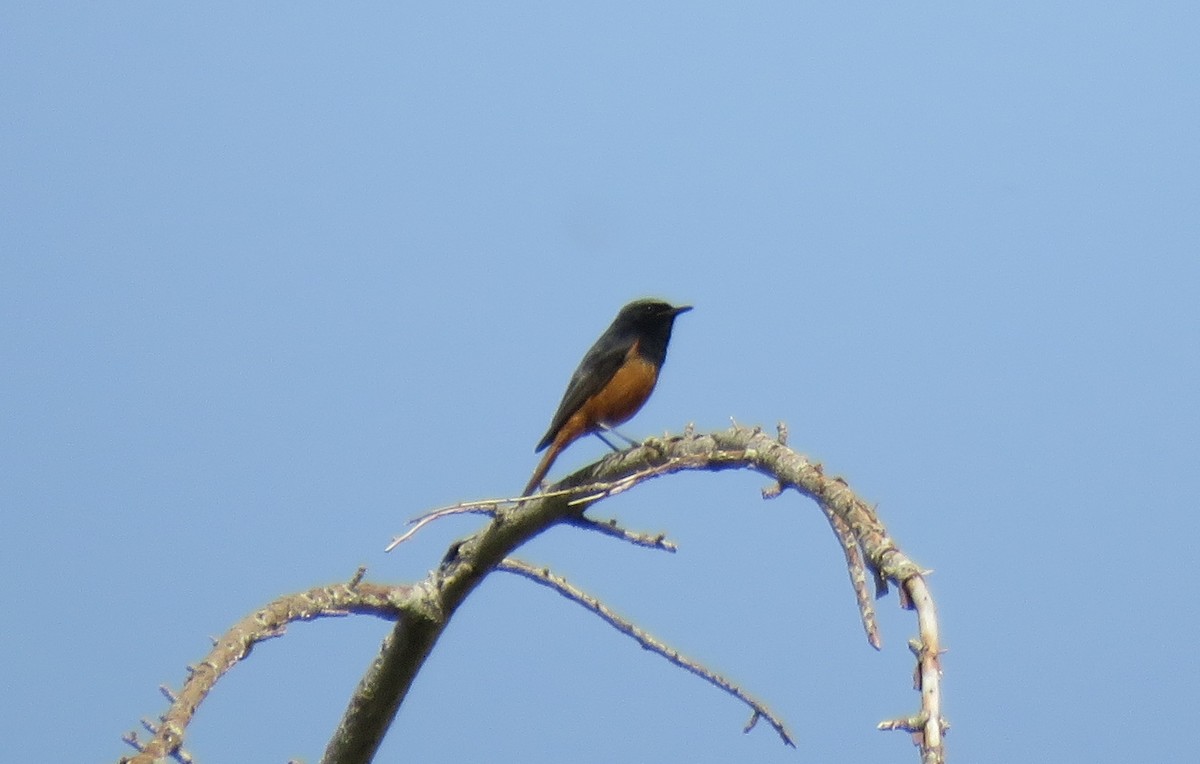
[[388, 459, 696, 552], [385, 505, 498, 552], [560, 514, 678, 552], [386, 477, 673, 552], [497, 557, 796, 748]]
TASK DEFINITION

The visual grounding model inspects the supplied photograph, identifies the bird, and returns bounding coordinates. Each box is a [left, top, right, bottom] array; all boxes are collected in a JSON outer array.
[[522, 298, 692, 496]]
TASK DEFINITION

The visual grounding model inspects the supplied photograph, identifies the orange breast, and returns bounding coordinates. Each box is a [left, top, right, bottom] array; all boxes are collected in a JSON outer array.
[[554, 344, 659, 450], [584, 352, 658, 428]]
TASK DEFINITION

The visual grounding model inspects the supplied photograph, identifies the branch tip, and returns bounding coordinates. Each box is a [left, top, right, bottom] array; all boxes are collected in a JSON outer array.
[[743, 710, 760, 732], [563, 514, 678, 552]]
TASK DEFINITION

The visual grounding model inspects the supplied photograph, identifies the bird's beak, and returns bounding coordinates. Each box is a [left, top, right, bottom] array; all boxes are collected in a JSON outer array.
[[672, 305, 693, 316]]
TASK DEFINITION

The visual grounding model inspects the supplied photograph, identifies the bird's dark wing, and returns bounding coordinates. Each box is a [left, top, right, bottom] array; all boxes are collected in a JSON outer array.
[[534, 334, 633, 452]]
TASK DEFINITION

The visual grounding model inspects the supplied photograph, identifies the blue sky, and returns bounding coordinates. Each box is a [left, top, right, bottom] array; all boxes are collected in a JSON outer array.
[[3, 3, 1198, 762]]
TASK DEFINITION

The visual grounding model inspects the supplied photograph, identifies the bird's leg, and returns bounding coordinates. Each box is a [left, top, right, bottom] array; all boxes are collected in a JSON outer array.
[[593, 430, 621, 452], [594, 423, 640, 451]]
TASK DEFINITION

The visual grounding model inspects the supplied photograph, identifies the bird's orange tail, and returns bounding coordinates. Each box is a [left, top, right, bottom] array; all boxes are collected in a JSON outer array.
[[521, 443, 561, 497]]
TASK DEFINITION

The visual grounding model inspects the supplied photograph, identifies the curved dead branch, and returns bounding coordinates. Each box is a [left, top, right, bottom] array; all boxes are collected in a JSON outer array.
[[119, 424, 946, 764], [119, 579, 414, 764]]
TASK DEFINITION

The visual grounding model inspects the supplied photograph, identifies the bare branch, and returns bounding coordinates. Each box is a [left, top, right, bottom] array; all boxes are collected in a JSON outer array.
[[875, 574, 946, 763], [385, 479, 674, 551], [817, 500, 882, 649], [335, 425, 943, 761], [497, 558, 795, 747], [385, 502, 499, 552], [561, 514, 678, 552], [118, 582, 413, 764], [122, 425, 945, 764]]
